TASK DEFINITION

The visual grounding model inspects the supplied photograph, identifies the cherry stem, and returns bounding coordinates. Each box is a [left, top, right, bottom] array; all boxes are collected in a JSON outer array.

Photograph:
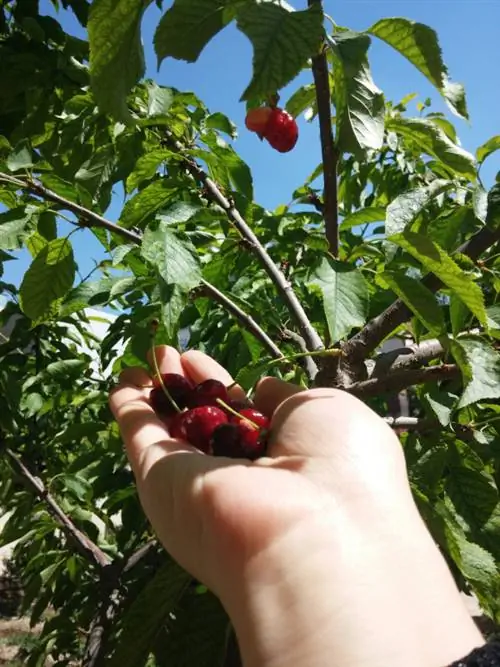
[[215, 398, 259, 430], [150, 338, 182, 414]]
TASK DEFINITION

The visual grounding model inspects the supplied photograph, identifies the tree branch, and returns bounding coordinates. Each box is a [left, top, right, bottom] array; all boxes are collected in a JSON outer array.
[[0, 172, 286, 362], [347, 363, 459, 398], [4, 447, 110, 569], [281, 328, 319, 380], [163, 133, 324, 352], [343, 225, 500, 364], [384, 416, 435, 429], [308, 1, 339, 256], [371, 338, 445, 376]]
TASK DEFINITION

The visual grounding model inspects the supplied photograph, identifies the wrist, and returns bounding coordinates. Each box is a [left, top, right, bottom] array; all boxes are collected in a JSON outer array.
[[221, 500, 483, 667]]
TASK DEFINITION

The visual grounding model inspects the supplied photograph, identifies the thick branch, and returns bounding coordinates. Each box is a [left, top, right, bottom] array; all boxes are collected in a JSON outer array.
[[344, 225, 500, 364], [308, 2, 339, 256], [0, 172, 284, 361], [347, 364, 459, 398], [163, 134, 324, 352], [372, 339, 445, 376], [5, 448, 110, 569]]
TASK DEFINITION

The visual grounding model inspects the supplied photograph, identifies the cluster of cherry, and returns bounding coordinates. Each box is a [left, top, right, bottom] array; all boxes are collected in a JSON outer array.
[[150, 374, 270, 460]]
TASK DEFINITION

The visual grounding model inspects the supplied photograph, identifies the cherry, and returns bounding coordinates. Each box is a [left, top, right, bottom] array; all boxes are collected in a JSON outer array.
[[238, 420, 268, 460], [264, 108, 298, 153], [170, 411, 188, 440], [245, 106, 272, 137], [231, 408, 270, 431], [182, 406, 228, 454], [211, 423, 243, 459], [187, 379, 229, 408], [150, 373, 193, 417]]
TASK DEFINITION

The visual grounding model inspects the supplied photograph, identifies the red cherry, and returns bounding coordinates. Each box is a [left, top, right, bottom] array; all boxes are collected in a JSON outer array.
[[182, 406, 228, 454], [151, 373, 193, 416], [211, 423, 244, 459], [245, 106, 272, 136], [264, 108, 298, 153], [187, 379, 229, 408], [238, 420, 268, 460], [231, 408, 270, 431]]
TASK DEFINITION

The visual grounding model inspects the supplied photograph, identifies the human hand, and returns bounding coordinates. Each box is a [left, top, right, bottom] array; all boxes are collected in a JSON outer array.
[[110, 346, 483, 667]]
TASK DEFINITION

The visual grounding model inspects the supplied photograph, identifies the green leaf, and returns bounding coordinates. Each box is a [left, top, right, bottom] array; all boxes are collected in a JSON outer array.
[[340, 206, 385, 231], [153, 589, 229, 667], [426, 206, 474, 252], [88, 0, 146, 120], [7, 140, 33, 172], [477, 135, 500, 164], [367, 18, 468, 119], [159, 282, 187, 340], [147, 82, 174, 117], [158, 202, 202, 227], [40, 174, 80, 203], [19, 238, 75, 321], [119, 180, 178, 229], [154, 0, 238, 65], [330, 31, 385, 152], [285, 84, 316, 118], [107, 558, 191, 667], [389, 231, 486, 326], [237, 3, 324, 101], [486, 183, 500, 229], [381, 271, 446, 335], [308, 258, 369, 342], [455, 336, 500, 408], [142, 220, 201, 291], [126, 150, 178, 193], [385, 180, 452, 237], [386, 116, 476, 179], [205, 112, 237, 138], [0, 205, 38, 250]]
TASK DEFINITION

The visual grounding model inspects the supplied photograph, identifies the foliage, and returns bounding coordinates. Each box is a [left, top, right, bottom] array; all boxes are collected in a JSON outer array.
[[1, 0, 500, 664]]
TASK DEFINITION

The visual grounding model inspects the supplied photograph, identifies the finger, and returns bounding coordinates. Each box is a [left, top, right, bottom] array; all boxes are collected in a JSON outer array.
[[109, 384, 194, 479], [147, 345, 184, 378], [180, 350, 247, 401], [119, 367, 153, 388], [253, 376, 303, 417]]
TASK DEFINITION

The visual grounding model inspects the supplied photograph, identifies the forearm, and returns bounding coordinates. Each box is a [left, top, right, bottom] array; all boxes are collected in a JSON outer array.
[[223, 501, 483, 667]]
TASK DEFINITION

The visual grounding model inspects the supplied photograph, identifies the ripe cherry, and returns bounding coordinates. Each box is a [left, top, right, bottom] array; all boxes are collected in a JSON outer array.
[[231, 408, 270, 431], [238, 420, 268, 460], [211, 423, 243, 459], [264, 108, 298, 153], [151, 373, 193, 416], [182, 406, 228, 454], [245, 106, 273, 137], [187, 379, 229, 408]]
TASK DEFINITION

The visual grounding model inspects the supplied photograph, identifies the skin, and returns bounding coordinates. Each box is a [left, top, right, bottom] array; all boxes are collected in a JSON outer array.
[[109, 346, 484, 667]]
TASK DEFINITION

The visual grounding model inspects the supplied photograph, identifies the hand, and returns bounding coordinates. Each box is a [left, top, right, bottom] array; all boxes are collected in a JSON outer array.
[[110, 346, 483, 667]]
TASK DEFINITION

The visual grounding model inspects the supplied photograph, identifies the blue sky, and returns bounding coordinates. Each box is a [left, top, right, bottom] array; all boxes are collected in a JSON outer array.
[[4, 0, 500, 287]]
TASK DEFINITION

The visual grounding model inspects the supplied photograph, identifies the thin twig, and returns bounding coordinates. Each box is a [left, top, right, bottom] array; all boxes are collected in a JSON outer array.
[[0, 172, 284, 361], [308, 0, 339, 256], [198, 280, 284, 361], [343, 225, 500, 364], [347, 364, 459, 398], [4, 448, 110, 569], [163, 133, 324, 352]]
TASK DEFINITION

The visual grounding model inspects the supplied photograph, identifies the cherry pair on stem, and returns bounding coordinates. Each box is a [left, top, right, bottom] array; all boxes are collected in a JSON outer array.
[[109, 346, 483, 667]]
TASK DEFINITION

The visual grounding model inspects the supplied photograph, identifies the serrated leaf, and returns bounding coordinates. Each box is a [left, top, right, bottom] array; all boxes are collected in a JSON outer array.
[[340, 206, 385, 231], [477, 135, 500, 164], [308, 258, 369, 342], [26, 231, 49, 258], [119, 180, 178, 229], [486, 183, 500, 229], [426, 206, 474, 252], [237, 3, 324, 101], [389, 231, 486, 327], [205, 112, 237, 138], [154, 0, 238, 65], [147, 82, 174, 117], [285, 84, 316, 118], [385, 180, 452, 237], [7, 140, 33, 172], [88, 0, 146, 121], [153, 589, 229, 667], [0, 205, 38, 250], [126, 150, 178, 193], [367, 18, 468, 119], [158, 202, 202, 227], [330, 31, 385, 153], [455, 336, 500, 408], [142, 220, 201, 290], [107, 558, 191, 667], [386, 116, 476, 179], [40, 174, 80, 203], [159, 280, 189, 340], [381, 271, 446, 335], [19, 238, 75, 321]]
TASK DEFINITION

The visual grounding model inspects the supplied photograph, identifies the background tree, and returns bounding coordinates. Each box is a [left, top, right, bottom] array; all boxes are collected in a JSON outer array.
[[1, 0, 500, 664]]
